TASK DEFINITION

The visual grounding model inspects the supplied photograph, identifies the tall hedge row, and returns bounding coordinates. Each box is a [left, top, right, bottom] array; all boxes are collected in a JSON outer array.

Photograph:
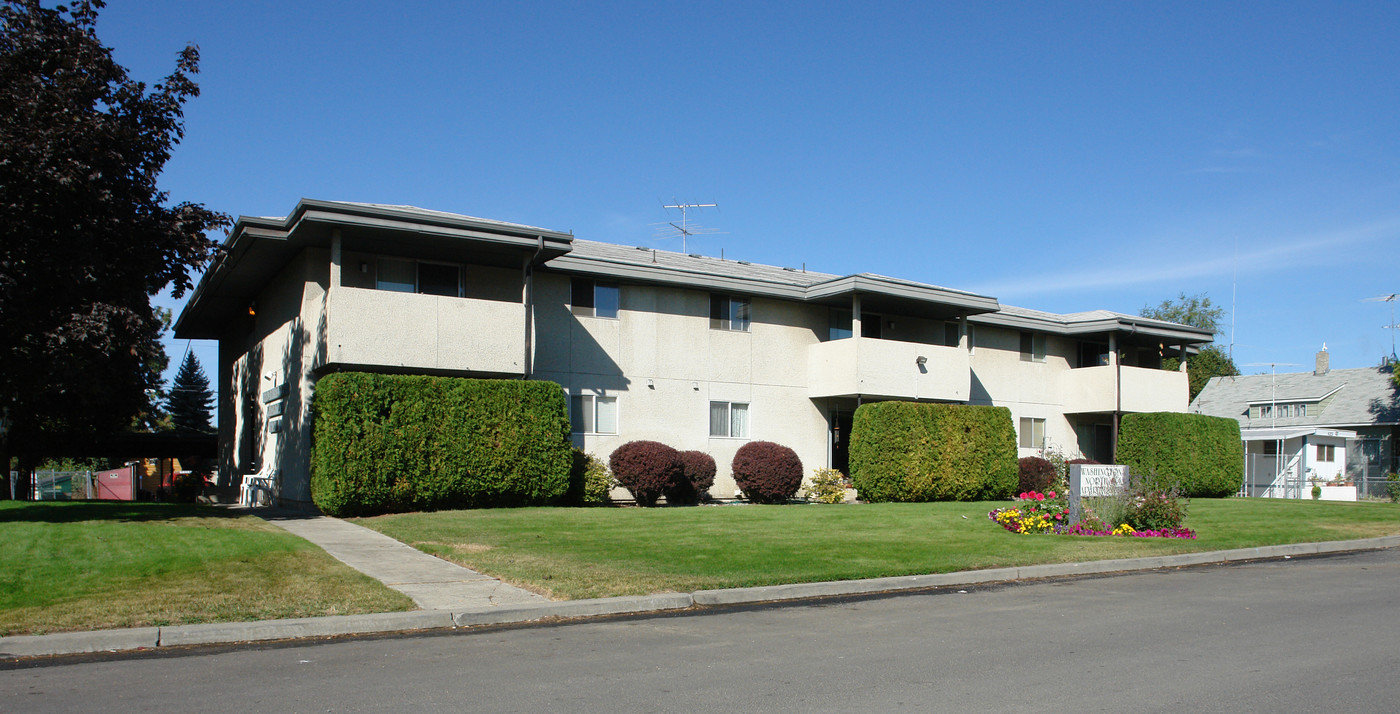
[[310, 372, 572, 516], [1116, 412, 1243, 497], [849, 402, 1017, 502]]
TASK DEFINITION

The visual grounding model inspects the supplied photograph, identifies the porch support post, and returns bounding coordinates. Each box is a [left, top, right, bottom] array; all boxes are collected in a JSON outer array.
[[1110, 332, 1120, 461], [851, 294, 862, 339]]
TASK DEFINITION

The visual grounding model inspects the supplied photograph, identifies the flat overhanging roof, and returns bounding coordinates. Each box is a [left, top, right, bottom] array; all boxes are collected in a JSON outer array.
[[1240, 427, 1358, 441], [175, 200, 574, 339]]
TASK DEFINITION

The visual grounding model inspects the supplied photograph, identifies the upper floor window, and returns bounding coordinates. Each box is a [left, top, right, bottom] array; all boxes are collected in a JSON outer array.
[[1258, 404, 1273, 418], [571, 278, 620, 318], [944, 321, 961, 348], [1078, 341, 1109, 368], [828, 309, 882, 340], [376, 259, 461, 297], [711, 294, 751, 332], [1020, 332, 1047, 363]]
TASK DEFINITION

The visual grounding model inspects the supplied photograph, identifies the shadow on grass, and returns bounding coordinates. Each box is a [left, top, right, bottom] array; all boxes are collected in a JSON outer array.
[[0, 501, 250, 524]]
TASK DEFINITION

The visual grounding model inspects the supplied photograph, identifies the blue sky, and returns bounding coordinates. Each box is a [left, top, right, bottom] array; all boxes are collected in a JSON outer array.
[[97, 1, 1399, 390]]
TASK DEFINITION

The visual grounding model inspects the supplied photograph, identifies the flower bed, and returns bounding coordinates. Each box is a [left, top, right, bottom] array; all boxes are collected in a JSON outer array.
[[989, 489, 1197, 539]]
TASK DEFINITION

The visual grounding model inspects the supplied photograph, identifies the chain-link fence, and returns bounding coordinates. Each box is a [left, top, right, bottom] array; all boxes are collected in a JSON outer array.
[[32, 470, 94, 500], [1348, 438, 1397, 500]]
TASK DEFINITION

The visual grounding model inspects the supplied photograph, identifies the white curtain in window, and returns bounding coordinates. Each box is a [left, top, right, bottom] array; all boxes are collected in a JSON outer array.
[[595, 396, 618, 434], [709, 401, 729, 437], [730, 403, 749, 438]]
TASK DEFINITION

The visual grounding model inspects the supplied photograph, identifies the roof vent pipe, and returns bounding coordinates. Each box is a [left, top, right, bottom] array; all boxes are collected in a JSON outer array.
[[1315, 346, 1330, 376]]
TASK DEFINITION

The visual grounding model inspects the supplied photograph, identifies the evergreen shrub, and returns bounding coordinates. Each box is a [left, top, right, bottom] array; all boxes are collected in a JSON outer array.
[[849, 402, 1017, 502], [732, 441, 803, 504], [310, 372, 572, 516], [1115, 412, 1243, 498], [665, 450, 716, 505], [609, 440, 682, 507], [565, 450, 614, 505], [1018, 456, 1057, 493]]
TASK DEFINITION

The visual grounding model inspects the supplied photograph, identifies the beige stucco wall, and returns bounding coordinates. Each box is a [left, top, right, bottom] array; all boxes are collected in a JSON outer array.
[[968, 324, 1080, 457], [325, 287, 526, 375], [220, 248, 328, 507], [532, 274, 829, 497]]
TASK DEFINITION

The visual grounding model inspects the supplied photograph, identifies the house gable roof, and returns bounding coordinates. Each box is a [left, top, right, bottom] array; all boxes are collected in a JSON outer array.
[[1191, 364, 1400, 428]]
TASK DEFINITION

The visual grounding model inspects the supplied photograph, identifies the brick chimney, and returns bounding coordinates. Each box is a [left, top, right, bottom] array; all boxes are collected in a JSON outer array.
[[1315, 347, 1330, 376]]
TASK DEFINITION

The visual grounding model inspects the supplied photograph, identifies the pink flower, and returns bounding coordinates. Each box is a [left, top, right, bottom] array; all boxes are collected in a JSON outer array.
[[1035, 493, 1045, 501], [1047, 491, 1056, 498], [1019, 492, 1027, 500]]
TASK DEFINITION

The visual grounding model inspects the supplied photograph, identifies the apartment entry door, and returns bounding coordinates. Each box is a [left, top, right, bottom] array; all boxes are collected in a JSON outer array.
[[830, 409, 855, 475]]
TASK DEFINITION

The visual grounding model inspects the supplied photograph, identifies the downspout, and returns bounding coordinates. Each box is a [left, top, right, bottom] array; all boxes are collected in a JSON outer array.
[[523, 235, 545, 379]]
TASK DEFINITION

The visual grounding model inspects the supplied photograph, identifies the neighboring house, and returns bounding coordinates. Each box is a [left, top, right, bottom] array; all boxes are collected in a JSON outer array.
[[1191, 350, 1400, 499], [174, 199, 1213, 508]]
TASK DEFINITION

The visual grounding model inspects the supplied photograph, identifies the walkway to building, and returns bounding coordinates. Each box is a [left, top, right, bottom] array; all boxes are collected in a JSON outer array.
[[257, 509, 549, 610]]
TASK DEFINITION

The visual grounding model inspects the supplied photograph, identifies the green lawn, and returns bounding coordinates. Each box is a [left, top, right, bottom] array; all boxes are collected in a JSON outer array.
[[0, 501, 414, 636], [354, 498, 1400, 600]]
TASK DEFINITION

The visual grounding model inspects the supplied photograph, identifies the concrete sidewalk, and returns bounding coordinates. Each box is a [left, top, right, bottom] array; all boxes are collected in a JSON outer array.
[[258, 510, 547, 611], [4, 528, 1399, 661]]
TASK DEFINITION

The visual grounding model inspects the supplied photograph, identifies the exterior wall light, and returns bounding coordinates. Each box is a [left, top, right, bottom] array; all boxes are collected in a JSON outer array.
[[915, 355, 928, 366]]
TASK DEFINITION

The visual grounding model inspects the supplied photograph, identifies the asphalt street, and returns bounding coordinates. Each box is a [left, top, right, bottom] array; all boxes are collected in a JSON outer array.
[[4, 548, 1398, 713]]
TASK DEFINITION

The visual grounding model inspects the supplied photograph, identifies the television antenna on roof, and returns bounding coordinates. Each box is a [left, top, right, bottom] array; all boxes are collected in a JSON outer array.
[[1244, 361, 1301, 428], [1363, 293, 1398, 363], [654, 201, 723, 254]]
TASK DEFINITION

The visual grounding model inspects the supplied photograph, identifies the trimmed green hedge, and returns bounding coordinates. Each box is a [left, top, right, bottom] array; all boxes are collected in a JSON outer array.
[[1116, 412, 1243, 498], [849, 402, 1017, 502], [310, 373, 572, 516]]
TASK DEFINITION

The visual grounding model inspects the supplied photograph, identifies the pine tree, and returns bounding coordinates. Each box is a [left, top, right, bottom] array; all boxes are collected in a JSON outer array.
[[168, 352, 214, 434]]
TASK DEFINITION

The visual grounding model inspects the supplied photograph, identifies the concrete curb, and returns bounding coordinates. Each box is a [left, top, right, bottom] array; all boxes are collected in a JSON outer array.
[[6, 535, 1399, 660]]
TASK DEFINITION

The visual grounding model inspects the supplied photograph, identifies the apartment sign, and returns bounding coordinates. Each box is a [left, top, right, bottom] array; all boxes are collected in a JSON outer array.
[[1069, 464, 1130, 521]]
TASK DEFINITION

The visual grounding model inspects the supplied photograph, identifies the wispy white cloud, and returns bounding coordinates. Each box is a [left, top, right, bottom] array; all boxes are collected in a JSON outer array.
[[971, 218, 1400, 300]]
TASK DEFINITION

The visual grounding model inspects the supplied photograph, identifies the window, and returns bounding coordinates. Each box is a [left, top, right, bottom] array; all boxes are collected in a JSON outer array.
[[570, 394, 617, 434], [861, 313, 883, 339], [1297, 404, 1307, 417], [376, 259, 416, 293], [710, 294, 751, 331], [944, 321, 961, 348], [1316, 444, 1335, 462], [376, 259, 461, 297], [828, 310, 853, 340], [1018, 417, 1046, 449], [709, 401, 750, 438], [570, 278, 620, 318], [1078, 342, 1109, 368], [1258, 405, 1273, 418], [1262, 441, 1279, 455], [828, 309, 881, 340], [1279, 404, 1293, 418], [1020, 332, 1046, 362]]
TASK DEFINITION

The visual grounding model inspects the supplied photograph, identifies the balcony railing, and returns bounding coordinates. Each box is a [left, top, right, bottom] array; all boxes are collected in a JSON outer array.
[[326, 287, 526, 375], [808, 338, 969, 401], [1060, 365, 1188, 414]]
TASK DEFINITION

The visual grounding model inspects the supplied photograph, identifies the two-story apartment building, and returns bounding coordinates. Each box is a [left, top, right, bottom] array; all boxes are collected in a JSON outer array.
[[174, 200, 1214, 507]]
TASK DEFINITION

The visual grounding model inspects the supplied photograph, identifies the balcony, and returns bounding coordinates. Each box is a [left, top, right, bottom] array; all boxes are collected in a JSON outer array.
[[808, 338, 970, 401], [1060, 365, 1188, 414], [326, 287, 526, 375]]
